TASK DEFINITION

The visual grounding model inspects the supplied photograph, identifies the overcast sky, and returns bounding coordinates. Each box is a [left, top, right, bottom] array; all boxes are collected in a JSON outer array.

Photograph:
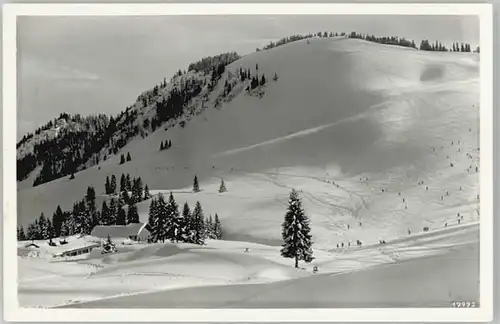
[[17, 15, 479, 138]]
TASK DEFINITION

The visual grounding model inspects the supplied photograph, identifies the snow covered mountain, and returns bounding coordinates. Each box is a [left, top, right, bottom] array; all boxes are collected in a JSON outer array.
[[17, 36, 480, 250]]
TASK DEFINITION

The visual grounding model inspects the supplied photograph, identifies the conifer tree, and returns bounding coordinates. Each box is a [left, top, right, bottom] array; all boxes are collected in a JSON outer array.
[[27, 223, 38, 241], [127, 204, 140, 224], [126, 152, 131, 162], [105, 176, 111, 194], [156, 193, 168, 242], [219, 178, 227, 193], [144, 185, 151, 200], [60, 219, 69, 238], [192, 201, 205, 245], [120, 154, 125, 164], [85, 186, 99, 227], [17, 226, 26, 241], [126, 174, 132, 191], [280, 189, 314, 268], [110, 174, 117, 194], [214, 213, 223, 239], [205, 214, 215, 239], [120, 173, 126, 193], [132, 177, 143, 204], [46, 219, 55, 239], [116, 207, 127, 225], [109, 198, 118, 225], [52, 205, 64, 237], [182, 202, 193, 242], [148, 198, 159, 242], [160, 141, 164, 151], [193, 175, 200, 192], [38, 213, 49, 239], [101, 201, 112, 225], [260, 74, 266, 86], [165, 192, 183, 242]]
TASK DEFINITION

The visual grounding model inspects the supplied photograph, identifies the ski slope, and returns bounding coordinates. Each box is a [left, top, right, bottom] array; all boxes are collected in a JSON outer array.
[[18, 221, 478, 308], [17, 37, 480, 307], [17, 38, 480, 247]]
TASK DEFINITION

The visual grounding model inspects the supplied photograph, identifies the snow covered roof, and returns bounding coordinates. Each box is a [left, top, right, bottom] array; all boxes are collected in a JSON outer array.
[[90, 223, 150, 239]]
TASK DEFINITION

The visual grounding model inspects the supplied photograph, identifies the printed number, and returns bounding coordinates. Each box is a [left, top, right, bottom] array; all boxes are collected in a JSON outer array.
[[452, 301, 476, 308]]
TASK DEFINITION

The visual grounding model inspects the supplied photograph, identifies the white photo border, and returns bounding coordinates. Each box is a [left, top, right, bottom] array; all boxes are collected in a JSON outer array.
[[2, 3, 493, 322]]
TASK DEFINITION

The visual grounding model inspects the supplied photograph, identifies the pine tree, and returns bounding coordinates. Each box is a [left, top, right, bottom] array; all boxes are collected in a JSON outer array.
[[120, 173, 126, 193], [60, 219, 69, 238], [160, 141, 164, 151], [120, 154, 125, 164], [280, 189, 314, 268], [260, 74, 266, 86], [126, 174, 132, 191], [17, 226, 26, 241], [127, 204, 140, 224], [105, 176, 111, 194], [131, 177, 143, 204], [52, 205, 64, 237], [110, 175, 117, 194], [165, 192, 182, 242], [206, 214, 215, 239], [38, 213, 49, 239], [27, 223, 38, 241], [156, 193, 168, 242], [109, 198, 118, 225], [148, 198, 159, 242], [47, 219, 55, 239], [214, 213, 223, 239], [218, 178, 227, 193], [144, 185, 151, 200], [126, 152, 131, 162], [169, 140, 172, 148], [101, 201, 112, 225], [182, 202, 194, 243], [192, 201, 205, 245], [116, 207, 127, 225], [85, 186, 99, 227], [193, 175, 200, 192]]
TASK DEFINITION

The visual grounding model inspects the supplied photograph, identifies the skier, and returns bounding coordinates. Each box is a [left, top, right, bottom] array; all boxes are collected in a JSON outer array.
[[426, 186, 428, 191]]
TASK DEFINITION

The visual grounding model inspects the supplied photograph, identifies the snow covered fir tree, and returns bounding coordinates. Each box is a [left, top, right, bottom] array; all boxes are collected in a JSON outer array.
[[280, 189, 314, 268]]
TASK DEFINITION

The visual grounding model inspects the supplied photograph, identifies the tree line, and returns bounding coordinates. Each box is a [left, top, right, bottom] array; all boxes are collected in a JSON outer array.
[[18, 173, 152, 241], [147, 192, 223, 245]]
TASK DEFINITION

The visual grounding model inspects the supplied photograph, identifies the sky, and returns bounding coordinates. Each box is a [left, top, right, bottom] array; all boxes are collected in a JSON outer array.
[[17, 15, 479, 138]]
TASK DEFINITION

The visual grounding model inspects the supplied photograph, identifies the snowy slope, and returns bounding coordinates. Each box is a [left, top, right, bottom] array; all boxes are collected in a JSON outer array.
[[18, 223, 477, 308], [17, 37, 480, 250]]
